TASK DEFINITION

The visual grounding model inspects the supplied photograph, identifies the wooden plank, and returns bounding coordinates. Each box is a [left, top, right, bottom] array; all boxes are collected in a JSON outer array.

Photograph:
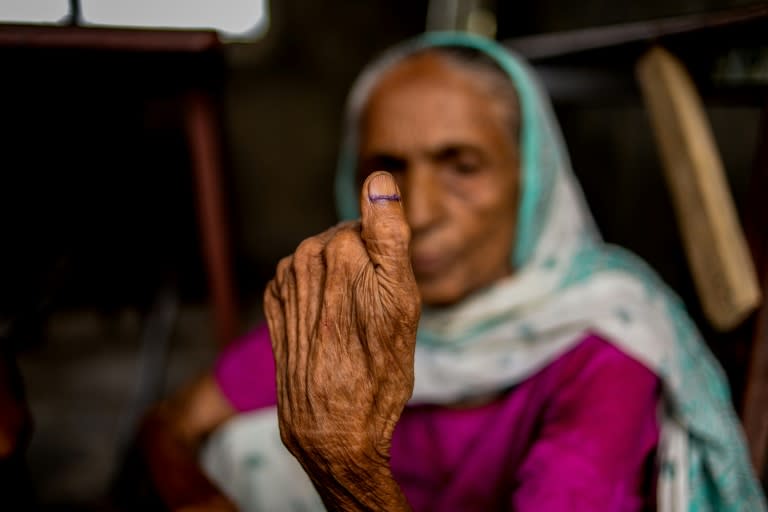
[[742, 101, 768, 475], [636, 46, 761, 331], [0, 24, 220, 52], [504, 3, 768, 60], [743, 278, 768, 474]]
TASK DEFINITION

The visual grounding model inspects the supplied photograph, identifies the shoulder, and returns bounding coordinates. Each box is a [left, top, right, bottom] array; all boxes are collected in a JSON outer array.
[[511, 334, 661, 509], [535, 332, 661, 445]]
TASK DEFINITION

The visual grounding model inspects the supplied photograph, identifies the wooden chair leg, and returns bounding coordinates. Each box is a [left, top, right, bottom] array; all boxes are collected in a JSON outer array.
[[742, 100, 768, 477], [743, 287, 768, 476], [184, 89, 239, 346]]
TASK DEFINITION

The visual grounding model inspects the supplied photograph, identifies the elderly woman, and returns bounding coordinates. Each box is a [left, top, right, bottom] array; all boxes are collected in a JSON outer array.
[[139, 33, 765, 511]]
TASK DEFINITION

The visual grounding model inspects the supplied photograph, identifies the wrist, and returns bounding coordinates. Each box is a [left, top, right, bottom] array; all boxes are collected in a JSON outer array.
[[310, 465, 409, 512], [295, 445, 408, 512]]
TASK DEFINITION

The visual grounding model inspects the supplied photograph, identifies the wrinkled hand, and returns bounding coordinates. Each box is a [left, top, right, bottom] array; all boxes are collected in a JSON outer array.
[[264, 172, 420, 510]]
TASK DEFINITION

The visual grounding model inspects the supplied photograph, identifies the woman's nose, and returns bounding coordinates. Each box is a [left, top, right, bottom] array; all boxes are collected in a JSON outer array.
[[402, 165, 443, 233]]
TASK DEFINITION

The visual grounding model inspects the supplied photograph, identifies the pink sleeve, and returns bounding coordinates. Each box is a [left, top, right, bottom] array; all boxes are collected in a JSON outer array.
[[213, 322, 278, 412], [512, 339, 660, 511]]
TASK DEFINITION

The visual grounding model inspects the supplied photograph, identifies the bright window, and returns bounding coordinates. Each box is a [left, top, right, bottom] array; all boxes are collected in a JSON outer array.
[[80, 0, 269, 41], [0, 0, 70, 24], [0, 1, 269, 41]]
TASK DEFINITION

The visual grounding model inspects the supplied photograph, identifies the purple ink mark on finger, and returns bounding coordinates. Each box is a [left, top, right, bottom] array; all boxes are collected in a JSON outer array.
[[369, 194, 401, 203]]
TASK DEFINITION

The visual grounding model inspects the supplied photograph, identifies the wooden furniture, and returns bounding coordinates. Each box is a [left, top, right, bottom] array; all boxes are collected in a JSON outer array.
[[743, 101, 768, 473], [636, 46, 760, 331], [0, 24, 239, 345]]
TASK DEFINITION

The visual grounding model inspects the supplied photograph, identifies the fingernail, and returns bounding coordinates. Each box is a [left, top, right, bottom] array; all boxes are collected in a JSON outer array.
[[368, 173, 400, 203]]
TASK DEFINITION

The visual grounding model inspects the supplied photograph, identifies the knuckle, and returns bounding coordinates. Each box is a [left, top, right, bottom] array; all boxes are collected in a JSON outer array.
[[276, 255, 293, 277], [263, 280, 277, 304], [294, 237, 324, 266], [325, 229, 360, 256], [334, 219, 359, 230], [275, 255, 296, 289]]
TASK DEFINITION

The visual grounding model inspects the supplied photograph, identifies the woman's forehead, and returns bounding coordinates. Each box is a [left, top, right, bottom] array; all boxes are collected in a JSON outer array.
[[366, 52, 478, 103], [360, 53, 514, 154]]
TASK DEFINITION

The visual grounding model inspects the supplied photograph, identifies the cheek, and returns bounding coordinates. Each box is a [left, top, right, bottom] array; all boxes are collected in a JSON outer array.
[[462, 213, 515, 271], [448, 187, 518, 292], [457, 178, 518, 249]]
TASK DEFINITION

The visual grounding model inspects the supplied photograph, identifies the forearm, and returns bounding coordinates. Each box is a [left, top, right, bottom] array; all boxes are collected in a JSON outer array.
[[138, 407, 236, 511]]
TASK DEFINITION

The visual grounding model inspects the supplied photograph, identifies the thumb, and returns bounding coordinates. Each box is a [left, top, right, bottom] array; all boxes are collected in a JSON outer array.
[[360, 171, 412, 274]]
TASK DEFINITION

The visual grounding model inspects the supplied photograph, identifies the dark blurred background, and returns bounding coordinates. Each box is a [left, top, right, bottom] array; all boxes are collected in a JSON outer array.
[[0, 0, 765, 509]]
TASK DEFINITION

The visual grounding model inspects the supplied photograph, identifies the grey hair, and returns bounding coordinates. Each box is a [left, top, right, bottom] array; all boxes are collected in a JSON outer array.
[[343, 44, 521, 154]]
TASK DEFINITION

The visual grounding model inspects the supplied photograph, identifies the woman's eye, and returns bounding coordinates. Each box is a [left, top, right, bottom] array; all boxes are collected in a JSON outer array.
[[452, 160, 479, 175]]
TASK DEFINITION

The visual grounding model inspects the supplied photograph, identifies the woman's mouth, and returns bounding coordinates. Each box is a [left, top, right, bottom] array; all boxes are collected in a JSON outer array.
[[411, 250, 448, 276]]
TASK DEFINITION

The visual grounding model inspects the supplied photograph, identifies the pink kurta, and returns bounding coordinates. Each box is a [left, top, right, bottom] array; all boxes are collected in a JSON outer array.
[[215, 323, 660, 511]]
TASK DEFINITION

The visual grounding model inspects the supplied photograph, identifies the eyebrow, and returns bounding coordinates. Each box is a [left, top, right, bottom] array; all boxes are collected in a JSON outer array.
[[428, 143, 485, 161], [362, 142, 486, 164]]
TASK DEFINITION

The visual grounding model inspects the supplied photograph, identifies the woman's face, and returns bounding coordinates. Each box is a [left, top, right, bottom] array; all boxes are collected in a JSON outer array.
[[358, 52, 520, 306]]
